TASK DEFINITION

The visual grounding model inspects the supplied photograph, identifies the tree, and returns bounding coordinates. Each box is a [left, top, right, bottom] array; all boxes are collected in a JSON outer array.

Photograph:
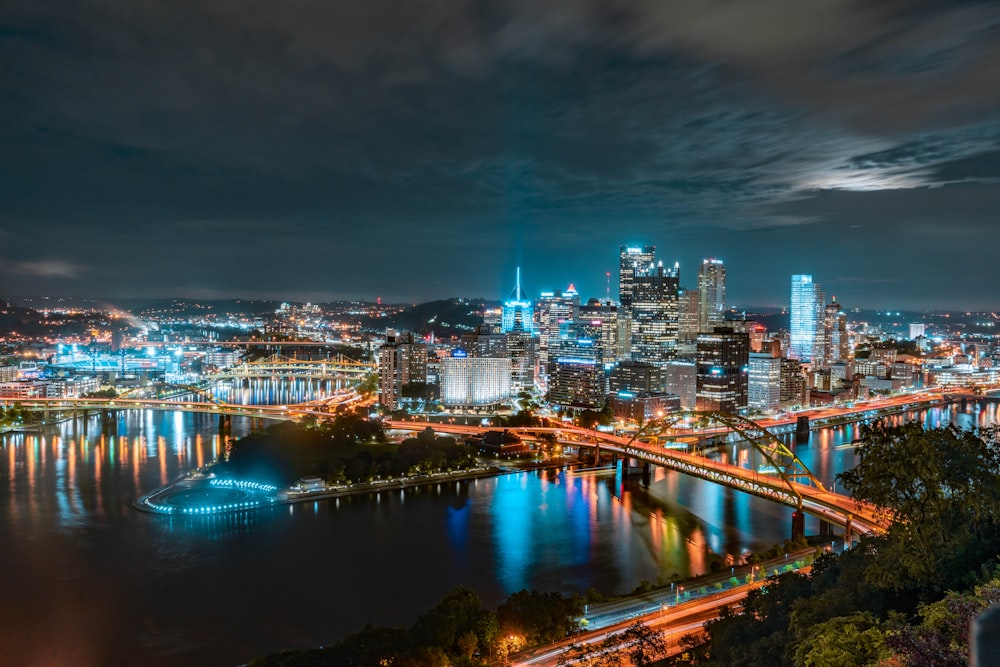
[[356, 372, 379, 397], [558, 622, 665, 667], [837, 422, 1000, 593], [410, 587, 497, 658], [496, 590, 583, 647], [792, 612, 889, 667], [884, 576, 1000, 667], [620, 620, 667, 666]]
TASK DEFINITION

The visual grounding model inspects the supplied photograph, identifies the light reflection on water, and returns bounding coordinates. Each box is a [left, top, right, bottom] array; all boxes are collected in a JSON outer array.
[[0, 403, 995, 666]]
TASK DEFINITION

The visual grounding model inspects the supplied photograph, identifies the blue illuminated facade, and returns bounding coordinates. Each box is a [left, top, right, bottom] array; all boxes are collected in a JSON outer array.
[[789, 274, 824, 362], [501, 267, 534, 334]]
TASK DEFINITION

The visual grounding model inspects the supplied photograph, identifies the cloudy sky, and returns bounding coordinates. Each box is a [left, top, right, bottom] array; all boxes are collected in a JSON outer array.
[[2, 0, 999, 309]]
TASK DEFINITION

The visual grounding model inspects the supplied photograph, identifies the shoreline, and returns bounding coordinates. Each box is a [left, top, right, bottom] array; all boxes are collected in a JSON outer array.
[[134, 457, 575, 515]]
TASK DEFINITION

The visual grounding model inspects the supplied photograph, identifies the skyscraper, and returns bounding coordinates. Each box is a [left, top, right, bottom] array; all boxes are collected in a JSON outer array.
[[630, 261, 680, 365], [823, 298, 847, 367], [537, 285, 581, 384], [378, 330, 428, 410], [677, 287, 701, 344], [548, 327, 606, 409], [501, 267, 534, 334], [698, 258, 726, 331], [619, 245, 656, 308], [580, 298, 619, 363], [696, 327, 749, 413], [789, 275, 824, 363], [748, 345, 782, 413]]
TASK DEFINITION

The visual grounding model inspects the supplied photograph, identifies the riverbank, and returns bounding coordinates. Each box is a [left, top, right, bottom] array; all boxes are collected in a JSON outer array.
[[134, 455, 576, 515]]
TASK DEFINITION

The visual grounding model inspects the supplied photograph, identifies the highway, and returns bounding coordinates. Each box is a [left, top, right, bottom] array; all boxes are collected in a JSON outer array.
[[512, 583, 763, 666]]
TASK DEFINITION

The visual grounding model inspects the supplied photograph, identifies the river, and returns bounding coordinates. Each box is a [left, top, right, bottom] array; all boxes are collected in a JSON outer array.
[[0, 402, 995, 666]]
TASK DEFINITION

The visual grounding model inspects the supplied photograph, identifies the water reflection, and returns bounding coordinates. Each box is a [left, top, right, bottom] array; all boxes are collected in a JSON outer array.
[[212, 378, 339, 406], [0, 403, 996, 666]]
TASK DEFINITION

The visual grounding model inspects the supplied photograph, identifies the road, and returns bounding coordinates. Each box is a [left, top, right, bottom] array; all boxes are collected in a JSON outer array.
[[512, 584, 761, 666], [509, 547, 829, 666]]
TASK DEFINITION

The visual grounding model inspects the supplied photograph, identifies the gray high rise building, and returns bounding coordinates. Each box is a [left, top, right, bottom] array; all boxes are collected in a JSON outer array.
[[378, 330, 428, 410], [823, 298, 848, 366], [677, 287, 701, 344], [698, 258, 726, 331]]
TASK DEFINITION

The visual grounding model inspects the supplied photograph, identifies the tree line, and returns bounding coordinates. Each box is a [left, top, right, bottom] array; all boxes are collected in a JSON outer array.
[[215, 417, 478, 486], [248, 587, 585, 667]]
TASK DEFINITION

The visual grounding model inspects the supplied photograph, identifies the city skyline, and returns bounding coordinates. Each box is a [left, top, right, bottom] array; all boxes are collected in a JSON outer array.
[[4, 2, 1000, 309]]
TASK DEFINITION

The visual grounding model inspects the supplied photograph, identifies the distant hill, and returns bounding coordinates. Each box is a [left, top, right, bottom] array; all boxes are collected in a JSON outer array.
[[130, 299, 281, 319], [0, 300, 103, 338], [359, 298, 497, 337]]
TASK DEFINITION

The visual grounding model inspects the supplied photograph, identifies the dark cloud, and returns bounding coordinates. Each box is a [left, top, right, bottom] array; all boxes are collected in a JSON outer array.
[[1, 0, 999, 307]]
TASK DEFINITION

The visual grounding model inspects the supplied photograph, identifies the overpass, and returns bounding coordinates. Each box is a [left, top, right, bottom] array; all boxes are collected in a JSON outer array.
[[386, 414, 889, 537]]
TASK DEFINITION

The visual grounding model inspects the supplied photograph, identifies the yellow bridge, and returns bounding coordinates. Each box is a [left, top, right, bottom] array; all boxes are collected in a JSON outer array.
[[210, 353, 374, 385]]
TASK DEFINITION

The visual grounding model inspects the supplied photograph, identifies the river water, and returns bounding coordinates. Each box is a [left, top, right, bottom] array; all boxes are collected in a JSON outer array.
[[0, 402, 995, 666]]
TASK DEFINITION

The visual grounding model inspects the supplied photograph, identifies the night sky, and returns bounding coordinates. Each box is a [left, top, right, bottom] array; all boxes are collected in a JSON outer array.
[[2, 1, 999, 309]]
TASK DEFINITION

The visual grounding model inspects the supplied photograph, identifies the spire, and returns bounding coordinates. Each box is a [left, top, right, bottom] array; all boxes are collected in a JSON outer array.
[[516, 266, 522, 301]]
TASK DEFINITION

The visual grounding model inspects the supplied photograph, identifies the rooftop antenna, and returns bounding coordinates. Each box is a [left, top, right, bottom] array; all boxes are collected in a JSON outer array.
[[516, 266, 522, 301], [605, 271, 611, 305]]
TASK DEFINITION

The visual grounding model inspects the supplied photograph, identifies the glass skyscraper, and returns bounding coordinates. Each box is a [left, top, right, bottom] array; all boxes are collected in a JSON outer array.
[[789, 274, 824, 362]]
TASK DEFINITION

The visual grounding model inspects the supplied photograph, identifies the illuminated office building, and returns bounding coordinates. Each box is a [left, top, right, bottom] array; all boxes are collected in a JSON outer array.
[[619, 245, 656, 309], [378, 330, 428, 410], [695, 327, 749, 413], [630, 261, 680, 364], [789, 274, 824, 363], [748, 346, 782, 413], [536, 285, 580, 379], [440, 351, 511, 407], [501, 267, 534, 334]]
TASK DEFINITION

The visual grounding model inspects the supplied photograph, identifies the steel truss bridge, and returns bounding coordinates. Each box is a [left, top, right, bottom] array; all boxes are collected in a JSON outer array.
[[0, 380, 366, 421], [210, 353, 374, 384], [386, 412, 889, 536]]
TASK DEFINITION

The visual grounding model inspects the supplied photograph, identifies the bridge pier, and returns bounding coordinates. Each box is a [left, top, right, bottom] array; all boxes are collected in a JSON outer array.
[[218, 414, 232, 436], [100, 410, 116, 435], [795, 416, 810, 444], [818, 520, 834, 538], [791, 510, 805, 541], [642, 461, 651, 487]]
